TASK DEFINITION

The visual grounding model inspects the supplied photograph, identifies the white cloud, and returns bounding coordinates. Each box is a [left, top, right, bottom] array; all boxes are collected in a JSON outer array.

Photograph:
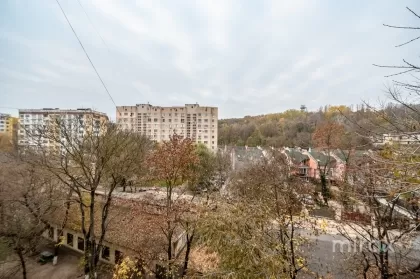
[[0, 68, 46, 83], [34, 67, 61, 79], [1, 0, 418, 119], [196, 0, 233, 51], [92, 0, 195, 76]]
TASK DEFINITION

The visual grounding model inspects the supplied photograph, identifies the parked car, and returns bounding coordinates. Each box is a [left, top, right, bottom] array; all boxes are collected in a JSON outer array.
[[301, 194, 315, 206], [38, 251, 54, 265]]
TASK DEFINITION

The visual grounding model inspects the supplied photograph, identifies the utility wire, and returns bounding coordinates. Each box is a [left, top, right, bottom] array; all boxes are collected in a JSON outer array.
[[54, 0, 119, 113], [76, 0, 110, 52]]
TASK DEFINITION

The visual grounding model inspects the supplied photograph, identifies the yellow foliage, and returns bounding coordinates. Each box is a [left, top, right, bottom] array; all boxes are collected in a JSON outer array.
[[113, 257, 143, 279], [319, 219, 328, 233], [325, 105, 350, 119]]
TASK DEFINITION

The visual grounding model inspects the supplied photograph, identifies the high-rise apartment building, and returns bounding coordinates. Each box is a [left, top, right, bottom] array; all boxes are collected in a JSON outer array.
[[0, 113, 18, 141], [116, 103, 218, 150], [18, 108, 109, 149]]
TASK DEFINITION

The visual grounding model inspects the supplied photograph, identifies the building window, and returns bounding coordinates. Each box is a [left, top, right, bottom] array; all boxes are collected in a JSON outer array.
[[154, 118, 158, 122], [67, 233, 74, 246], [48, 227, 54, 239], [204, 141, 208, 144], [102, 246, 110, 261], [212, 141, 214, 144], [115, 250, 123, 264], [77, 237, 84, 251]]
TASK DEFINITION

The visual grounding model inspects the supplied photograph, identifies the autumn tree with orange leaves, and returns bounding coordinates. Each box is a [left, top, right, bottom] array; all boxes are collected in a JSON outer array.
[[147, 134, 199, 278]]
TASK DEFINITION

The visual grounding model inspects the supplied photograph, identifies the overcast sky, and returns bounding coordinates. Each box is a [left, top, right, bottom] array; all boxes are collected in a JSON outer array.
[[1, 0, 419, 119]]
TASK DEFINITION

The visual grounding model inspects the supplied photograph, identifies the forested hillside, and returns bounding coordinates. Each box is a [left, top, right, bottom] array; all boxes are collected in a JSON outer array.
[[217, 104, 417, 148]]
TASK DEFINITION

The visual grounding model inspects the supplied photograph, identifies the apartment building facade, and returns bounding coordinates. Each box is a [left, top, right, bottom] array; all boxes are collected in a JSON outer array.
[[371, 132, 420, 146], [0, 113, 18, 140], [116, 103, 218, 150], [18, 108, 109, 149]]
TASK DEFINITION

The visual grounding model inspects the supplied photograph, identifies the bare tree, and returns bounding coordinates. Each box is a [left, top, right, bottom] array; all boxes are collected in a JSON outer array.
[[147, 134, 199, 278], [312, 121, 345, 204], [367, 6, 420, 137], [0, 156, 59, 279], [337, 150, 420, 279], [22, 118, 150, 278]]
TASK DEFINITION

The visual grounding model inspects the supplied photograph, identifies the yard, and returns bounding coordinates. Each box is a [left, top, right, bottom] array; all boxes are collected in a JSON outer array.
[[0, 244, 112, 279]]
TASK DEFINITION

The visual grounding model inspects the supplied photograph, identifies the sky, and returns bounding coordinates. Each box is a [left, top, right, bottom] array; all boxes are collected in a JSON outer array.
[[0, 0, 419, 119]]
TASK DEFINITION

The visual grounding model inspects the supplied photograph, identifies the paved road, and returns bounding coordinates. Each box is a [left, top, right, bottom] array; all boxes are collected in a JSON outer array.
[[299, 231, 420, 278], [299, 233, 353, 278]]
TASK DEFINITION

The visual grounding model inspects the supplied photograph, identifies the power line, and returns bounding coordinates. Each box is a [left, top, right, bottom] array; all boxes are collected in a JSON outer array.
[[76, 0, 110, 52], [54, 0, 119, 113]]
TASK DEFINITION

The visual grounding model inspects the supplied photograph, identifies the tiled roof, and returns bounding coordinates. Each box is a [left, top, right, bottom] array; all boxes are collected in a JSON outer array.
[[234, 147, 265, 162], [50, 194, 186, 258], [309, 150, 337, 166], [285, 148, 309, 165], [334, 149, 368, 163]]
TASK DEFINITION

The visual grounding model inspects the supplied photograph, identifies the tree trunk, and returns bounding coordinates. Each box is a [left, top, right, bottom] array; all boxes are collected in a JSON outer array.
[[54, 244, 60, 263], [83, 191, 97, 278], [84, 245, 90, 276], [379, 249, 389, 279], [167, 225, 173, 279], [182, 233, 194, 277], [16, 247, 27, 279], [320, 174, 329, 205]]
